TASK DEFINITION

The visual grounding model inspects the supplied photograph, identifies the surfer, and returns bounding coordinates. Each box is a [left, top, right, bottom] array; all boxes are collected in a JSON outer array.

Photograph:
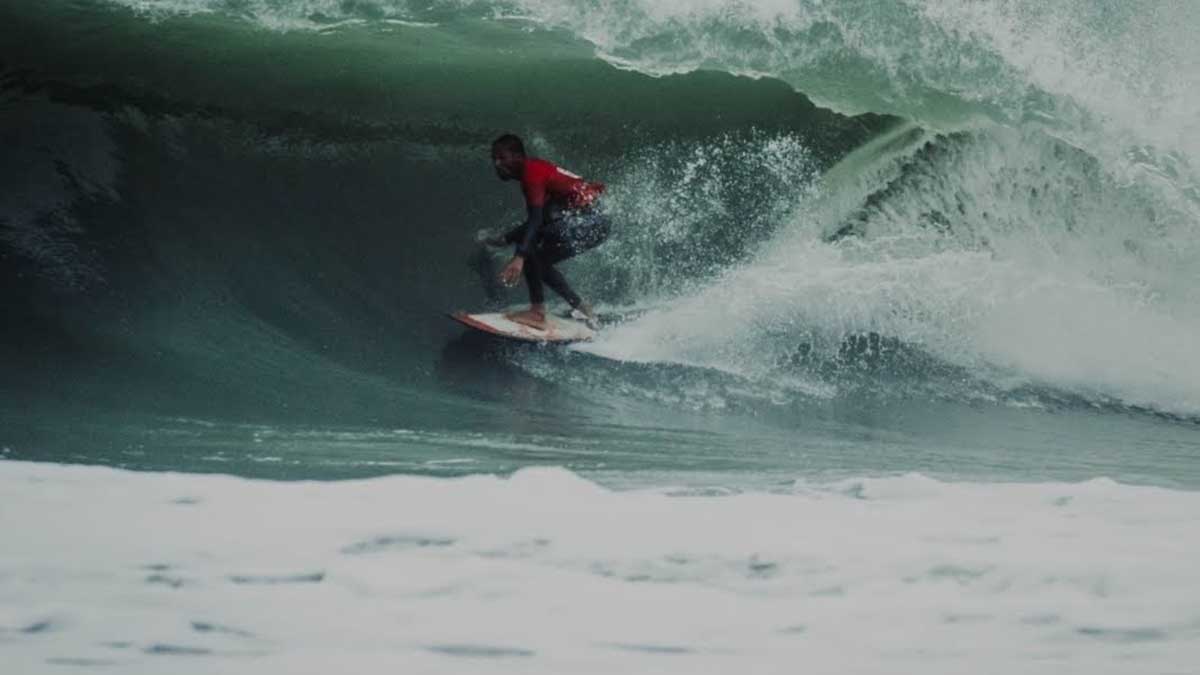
[[482, 134, 609, 329]]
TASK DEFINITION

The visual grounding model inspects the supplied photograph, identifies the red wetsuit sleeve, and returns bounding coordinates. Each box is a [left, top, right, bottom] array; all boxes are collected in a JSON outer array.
[[516, 161, 551, 256], [521, 162, 549, 208]]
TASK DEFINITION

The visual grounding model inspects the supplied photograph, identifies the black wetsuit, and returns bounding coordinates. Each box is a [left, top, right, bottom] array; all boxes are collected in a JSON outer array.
[[503, 203, 610, 308]]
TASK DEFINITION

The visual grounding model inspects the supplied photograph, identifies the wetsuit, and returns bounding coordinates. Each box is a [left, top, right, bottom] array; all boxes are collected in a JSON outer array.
[[503, 158, 610, 308]]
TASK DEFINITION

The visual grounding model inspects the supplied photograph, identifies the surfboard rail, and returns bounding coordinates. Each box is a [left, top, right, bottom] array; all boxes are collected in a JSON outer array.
[[448, 310, 595, 344]]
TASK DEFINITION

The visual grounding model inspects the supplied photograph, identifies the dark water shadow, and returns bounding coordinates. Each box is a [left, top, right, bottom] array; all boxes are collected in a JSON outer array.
[[433, 330, 571, 408]]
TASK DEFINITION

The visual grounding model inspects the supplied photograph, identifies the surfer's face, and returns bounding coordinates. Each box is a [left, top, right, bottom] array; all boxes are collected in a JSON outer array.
[[492, 148, 523, 181]]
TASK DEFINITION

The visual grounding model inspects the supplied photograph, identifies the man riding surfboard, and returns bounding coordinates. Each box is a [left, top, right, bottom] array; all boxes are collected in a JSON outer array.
[[483, 134, 609, 330]]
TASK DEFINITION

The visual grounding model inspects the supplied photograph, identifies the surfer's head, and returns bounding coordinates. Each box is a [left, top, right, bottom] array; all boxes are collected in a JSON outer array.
[[491, 133, 526, 181]]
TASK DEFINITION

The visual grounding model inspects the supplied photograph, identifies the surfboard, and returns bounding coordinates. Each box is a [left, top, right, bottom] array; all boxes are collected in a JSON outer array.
[[448, 311, 596, 344]]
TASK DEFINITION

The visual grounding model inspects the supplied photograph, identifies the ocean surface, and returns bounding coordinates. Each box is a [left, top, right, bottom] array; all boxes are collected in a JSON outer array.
[[2, 0, 1199, 671]]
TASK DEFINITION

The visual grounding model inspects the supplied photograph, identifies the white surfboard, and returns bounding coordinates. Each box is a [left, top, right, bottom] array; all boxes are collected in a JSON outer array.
[[448, 311, 596, 344]]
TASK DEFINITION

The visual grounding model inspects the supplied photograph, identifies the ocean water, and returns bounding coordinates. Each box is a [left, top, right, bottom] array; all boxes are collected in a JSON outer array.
[[2, 0, 1199, 671]]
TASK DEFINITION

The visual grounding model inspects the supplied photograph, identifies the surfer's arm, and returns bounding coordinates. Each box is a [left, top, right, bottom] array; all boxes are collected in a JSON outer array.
[[499, 174, 545, 285], [512, 171, 548, 257], [498, 204, 542, 286], [514, 204, 545, 257]]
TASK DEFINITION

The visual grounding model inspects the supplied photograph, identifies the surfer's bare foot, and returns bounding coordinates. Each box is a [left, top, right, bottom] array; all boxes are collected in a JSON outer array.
[[506, 306, 548, 329], [571, 302, 599, 330]]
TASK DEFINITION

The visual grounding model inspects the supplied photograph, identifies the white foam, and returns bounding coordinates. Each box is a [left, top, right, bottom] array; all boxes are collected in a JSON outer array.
[[586, 124, 1200, 417], [3, 460, 1199, 673], [382, 19, 439, 28], [107, 0, 441, 31]]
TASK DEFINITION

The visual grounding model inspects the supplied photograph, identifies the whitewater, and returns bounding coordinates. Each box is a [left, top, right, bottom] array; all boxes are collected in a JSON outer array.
[[4, 461, 1199, 674]]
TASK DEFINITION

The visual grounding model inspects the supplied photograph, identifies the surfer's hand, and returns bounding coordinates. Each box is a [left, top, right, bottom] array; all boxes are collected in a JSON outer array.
[[500, 256, 524, 286], [476, 229, 507, 247]]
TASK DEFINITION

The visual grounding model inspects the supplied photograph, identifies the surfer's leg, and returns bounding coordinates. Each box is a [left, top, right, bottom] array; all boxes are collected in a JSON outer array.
[[539, 247, 597, 327], [566, 209, 611, 255], [508, 207, 607, 325], [505, 211, 561, 328], [531, 256, 594, 326], [521, 251, 547, 306], [502, 250, 549, 329], [540, 264, 583, 309], [525, 210, 608, 322], [556, 211, 608, 326], [531, 232, 586, 309], [542, 264, 595, 327]]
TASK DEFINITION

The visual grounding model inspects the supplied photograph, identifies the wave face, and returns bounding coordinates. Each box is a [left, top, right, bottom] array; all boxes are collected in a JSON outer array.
[[1, 0, 1198, 483]]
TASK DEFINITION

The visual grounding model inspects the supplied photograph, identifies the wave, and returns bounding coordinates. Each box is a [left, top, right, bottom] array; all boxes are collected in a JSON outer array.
[[3, 0, 1199, 424]]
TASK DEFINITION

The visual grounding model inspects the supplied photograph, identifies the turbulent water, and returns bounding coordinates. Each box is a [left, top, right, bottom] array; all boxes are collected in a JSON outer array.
[[3, 0, 1200, 671]]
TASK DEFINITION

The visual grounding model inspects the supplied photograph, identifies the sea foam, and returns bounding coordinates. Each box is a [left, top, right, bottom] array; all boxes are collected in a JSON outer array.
[[2, 461, 1197, 673]]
